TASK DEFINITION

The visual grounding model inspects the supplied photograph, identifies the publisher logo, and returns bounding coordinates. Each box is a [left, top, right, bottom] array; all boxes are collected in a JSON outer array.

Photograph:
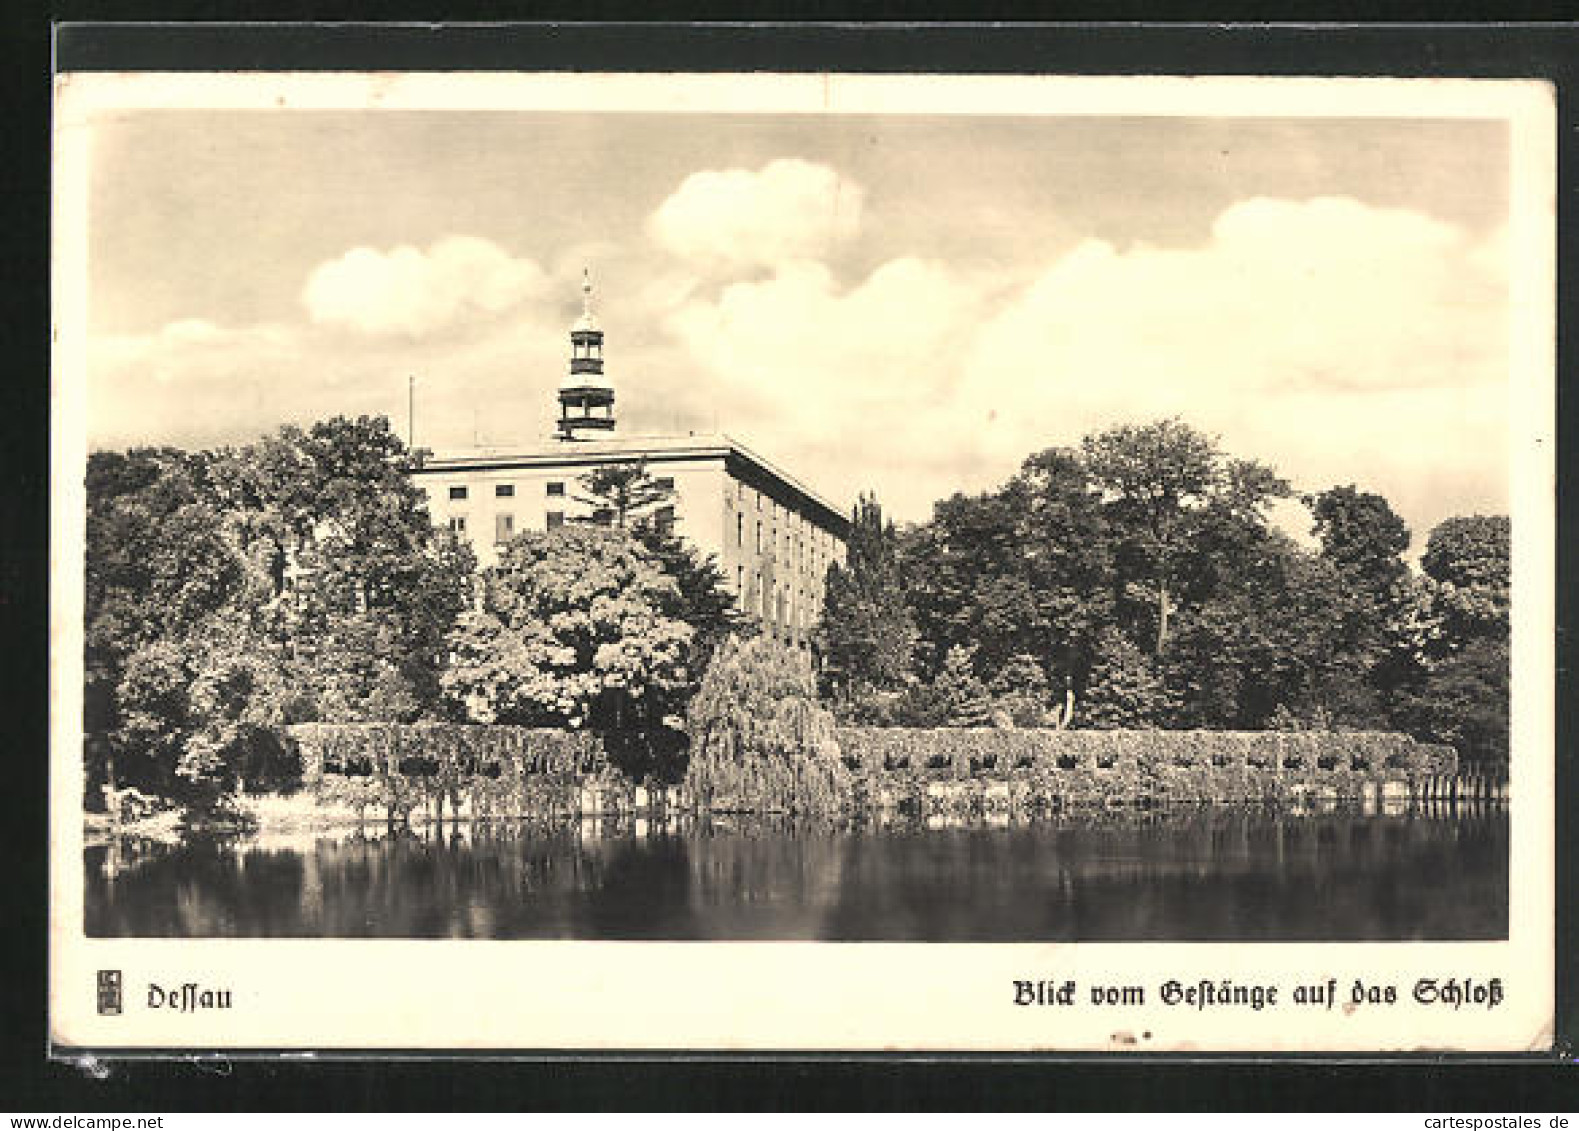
[[96, 970, 122, 1015]]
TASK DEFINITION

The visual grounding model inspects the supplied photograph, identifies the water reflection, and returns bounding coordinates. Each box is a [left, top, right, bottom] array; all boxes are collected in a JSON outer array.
[[85, 804, 1507, 941]]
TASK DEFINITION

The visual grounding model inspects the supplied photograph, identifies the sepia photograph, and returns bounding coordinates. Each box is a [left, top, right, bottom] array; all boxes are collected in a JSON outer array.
[[49, 68, 1555, 1052]]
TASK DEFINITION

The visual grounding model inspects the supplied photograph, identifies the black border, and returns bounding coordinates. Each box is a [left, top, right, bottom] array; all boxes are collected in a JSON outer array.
[[10, 16, 1577, 1111]]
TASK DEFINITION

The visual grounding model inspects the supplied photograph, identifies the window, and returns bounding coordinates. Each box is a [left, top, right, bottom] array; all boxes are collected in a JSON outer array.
[[495, 484, 514, 498], [736, 564, 744, 598], [655, 505, 675, 537], [546, 511, 565, 530], [495, 514, 514, 543], [546, 481, 565, 497], [448, 516, 466, 533], [756, 521, 762, 553], [655, 476, 675, 491], [448, 485, 468, 501], [736, 513, 743, 547]]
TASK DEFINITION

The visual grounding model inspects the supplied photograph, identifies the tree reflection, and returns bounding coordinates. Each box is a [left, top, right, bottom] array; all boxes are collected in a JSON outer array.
[[85, 804, 1507, 941]]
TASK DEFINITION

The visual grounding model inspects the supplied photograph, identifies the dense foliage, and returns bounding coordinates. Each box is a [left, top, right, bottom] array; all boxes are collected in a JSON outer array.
[[85, 408, 1511, 822], [683, 635, 849, 814], [817, 494, 917, 704], [85, 417, 475, 811], [440, 524, 695, 782], [822, 417, 1509, 772]]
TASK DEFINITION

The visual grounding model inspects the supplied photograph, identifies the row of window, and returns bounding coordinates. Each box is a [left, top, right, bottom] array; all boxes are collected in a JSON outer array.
[[448, 507, 675, 544], [733, 564, 817, 634], [733, 511, 834, 579], [449, 513, 564, 539], [449, 482, 560, 501], [445, 476, 676, 502]]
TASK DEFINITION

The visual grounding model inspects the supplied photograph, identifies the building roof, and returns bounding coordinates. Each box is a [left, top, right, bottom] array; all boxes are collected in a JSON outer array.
[[412, 432, 850, 533]]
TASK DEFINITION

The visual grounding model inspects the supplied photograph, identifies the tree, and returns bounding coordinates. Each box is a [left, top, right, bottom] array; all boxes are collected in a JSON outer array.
[[84, 417, 476, 812], [1417, 515, 1511, 649], [1080, 629, 1174, 729], [1391, 636, 1508, 772], [988, 653, 1053, 727], [1283, 485, 1418, 726], [440, 525, 694, 781], [1005, 446, 1115, 693], [933, 645, 995, 727], [683, 635, 848, 814], [635, 523, 743, 690], [1307, 485, 1411, 598], [1082, 418, 1288, 655], [1391, 515, 1510, 772], [574, 459, 673, 527], [85, 449, 257, 804], [818, 494, 917, 706], [246, 416, 475, 722], [901, 489, 1044, 680]]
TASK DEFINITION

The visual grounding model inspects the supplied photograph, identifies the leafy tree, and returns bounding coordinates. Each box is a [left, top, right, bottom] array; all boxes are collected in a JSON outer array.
[[1082, 418, 1288, 655], [1417, 515, 1511, 649], [1005, 447, 1115, 691], [901, 489, 1044, 680], [440, 525, 694, 781], [1391, 515, 1510, 772], [1391, 637, 1508, 772], [932, 645, 995, 727], [84, 417, 475, 811], [1307, 485, 1411, 598], [1080, 629, 1174, 729], [988, 653, 1053, 727], [1161, 530, 1393, 729], [85, 449, 257, 804], [818, 494, 917, 706], [635, 523, 743, 688], [196, 416, 476, 724]]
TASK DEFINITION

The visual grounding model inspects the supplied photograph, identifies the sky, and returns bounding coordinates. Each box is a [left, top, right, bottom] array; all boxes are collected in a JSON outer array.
[[84, 109, 1512, 547]]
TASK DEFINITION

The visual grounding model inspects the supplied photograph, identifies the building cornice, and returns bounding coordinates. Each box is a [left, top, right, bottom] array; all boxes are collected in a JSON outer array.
[[411, 433, 850, 534]]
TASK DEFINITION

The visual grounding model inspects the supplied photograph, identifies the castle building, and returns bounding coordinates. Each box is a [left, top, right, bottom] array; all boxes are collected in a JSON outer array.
[[409, 272, 849, 649]]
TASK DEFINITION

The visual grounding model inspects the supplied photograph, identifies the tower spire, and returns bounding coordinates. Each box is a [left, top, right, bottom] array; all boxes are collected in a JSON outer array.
[[557, 268, 615, 440]]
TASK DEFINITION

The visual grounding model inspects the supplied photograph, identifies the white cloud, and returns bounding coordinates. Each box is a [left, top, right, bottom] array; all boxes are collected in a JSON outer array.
[[86, 310, 570, 454], [648, 158, 864, 271], [653, 194, 1509, 542], [301, 236, 549, 336]]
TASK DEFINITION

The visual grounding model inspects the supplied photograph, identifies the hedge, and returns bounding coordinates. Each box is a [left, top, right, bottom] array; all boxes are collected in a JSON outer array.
[[835, 727, 1456, 804], [286, 723, 608, 820]]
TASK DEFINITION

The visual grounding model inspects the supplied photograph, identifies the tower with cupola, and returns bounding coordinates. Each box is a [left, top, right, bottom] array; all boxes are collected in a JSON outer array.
[[556, 269, 616, 440]]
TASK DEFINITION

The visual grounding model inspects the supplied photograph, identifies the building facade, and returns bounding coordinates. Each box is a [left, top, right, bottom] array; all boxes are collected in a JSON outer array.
[[409, 274, 848, 649]]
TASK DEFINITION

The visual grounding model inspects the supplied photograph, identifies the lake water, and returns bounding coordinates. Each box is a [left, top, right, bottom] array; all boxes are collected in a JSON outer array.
[[84, 803, 1507, 941]]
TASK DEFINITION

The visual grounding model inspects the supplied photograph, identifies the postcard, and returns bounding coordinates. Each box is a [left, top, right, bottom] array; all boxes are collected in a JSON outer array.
[[50, 67, 1555, 1053]]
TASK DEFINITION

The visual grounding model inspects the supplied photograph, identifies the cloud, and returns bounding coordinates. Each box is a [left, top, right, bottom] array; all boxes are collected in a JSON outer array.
[[648, 158, 864, 271], [86, 310, 570, 454], [953, 196, 1507, 510], [89, 189, 1511, 557], [651, 194, 1509, 543], [301, 236, 549, 336]]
